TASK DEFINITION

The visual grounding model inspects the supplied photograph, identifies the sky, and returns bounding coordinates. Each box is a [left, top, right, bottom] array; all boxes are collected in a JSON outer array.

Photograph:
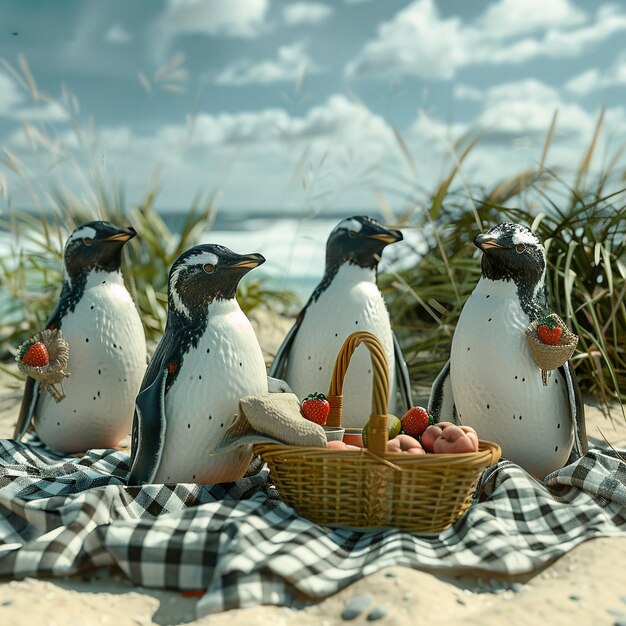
[[1, 0, 625, 216]]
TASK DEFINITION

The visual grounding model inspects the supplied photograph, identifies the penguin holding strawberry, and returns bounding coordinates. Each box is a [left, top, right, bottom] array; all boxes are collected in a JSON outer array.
[[429, 223, 587, 477], [14, 221, 147, 452]]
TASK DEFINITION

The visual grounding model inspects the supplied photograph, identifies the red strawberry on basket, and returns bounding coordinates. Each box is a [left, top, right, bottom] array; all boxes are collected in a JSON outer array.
[[401, 406, 433, 438], [21, 341, 50, 368], [301, 392, 330, 425], [536, 315, 563, 346]]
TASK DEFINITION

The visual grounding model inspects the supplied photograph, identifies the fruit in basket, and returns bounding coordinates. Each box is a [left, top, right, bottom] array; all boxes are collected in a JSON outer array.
[[300, 392, 330, 425], [386, 434, 426, 454], [536, 315, 563, 346], [326, 440, 361, 450], [400, 406, 433, 437], [362, 414, 401, 447], [421, 422, 479, 454]]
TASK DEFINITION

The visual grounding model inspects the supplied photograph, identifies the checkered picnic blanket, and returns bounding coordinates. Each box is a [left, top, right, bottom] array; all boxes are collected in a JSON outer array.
[[0, 438, 624, 618]]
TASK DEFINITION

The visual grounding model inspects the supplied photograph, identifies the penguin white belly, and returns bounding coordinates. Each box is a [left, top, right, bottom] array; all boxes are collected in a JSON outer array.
[[35, 272, 147, 452], [285, 265, 396, 428], [450, 279, 573, 476], [155, 302, 268, 484]]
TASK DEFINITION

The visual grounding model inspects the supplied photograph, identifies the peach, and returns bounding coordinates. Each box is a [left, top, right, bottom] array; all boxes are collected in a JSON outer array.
[[433, 424, 477, 454], [386, 434, 426, 455], [326, 440, 361, 450]]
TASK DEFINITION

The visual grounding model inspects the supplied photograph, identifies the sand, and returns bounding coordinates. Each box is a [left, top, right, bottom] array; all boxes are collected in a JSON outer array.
[[0, 313, 625, 625]]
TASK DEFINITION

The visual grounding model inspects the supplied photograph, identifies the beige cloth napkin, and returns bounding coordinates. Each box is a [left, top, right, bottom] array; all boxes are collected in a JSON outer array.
[[216, 393, 327, 452]]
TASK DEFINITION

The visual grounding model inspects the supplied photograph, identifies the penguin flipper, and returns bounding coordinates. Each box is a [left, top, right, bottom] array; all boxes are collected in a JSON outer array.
[[268, 318, 301, 379], [127, 328, 180, 485], [392, 331, 413, 412], [561, 362, 588, 458], [127, 370, 168, 485], [428, 359, 458, 424], [14, 376, 39, 441]]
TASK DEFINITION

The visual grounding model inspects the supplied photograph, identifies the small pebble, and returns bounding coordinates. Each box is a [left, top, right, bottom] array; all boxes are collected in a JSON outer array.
[[621, 596, 626, 606], [2, 599, 14, 607], [511, 582, 524, 593], [402, 592, 413, 602], [569, 593, 582, 602], [384, 571, 397, 578], [456, 597, 466, 606], [367, 605, 389, 622], [341, 594, 373, 621], [607, 608, 626, 618], [614, 620, 626, 626]]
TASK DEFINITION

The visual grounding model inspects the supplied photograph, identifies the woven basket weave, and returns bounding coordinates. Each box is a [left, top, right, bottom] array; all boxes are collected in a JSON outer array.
[[255, 331, 501, 533]]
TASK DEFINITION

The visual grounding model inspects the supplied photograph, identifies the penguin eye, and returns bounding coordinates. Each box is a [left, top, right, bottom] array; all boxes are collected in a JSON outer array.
[[203, 263, 215, 274], [83, 237, 94, 246], [515, 243, 526, 253], [348, 230, 357, 238]]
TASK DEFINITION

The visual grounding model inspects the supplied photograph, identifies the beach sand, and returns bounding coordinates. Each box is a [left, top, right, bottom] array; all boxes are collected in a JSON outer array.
[[0, 312, 625, 625]]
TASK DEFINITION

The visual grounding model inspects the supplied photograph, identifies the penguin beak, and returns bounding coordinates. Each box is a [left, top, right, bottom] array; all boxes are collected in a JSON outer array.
[[367, 227, 403, 244], [474, 233, 505, 251], [229, 253, 266, 270], [104, 226, 137, 243]]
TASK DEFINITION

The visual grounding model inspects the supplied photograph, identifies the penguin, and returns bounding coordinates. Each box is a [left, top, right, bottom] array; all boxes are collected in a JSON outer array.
[[127, 244, 268, 485], [269, 216, 412, 427], [14, 221, 147, 453], [428, 222, 587, 477]]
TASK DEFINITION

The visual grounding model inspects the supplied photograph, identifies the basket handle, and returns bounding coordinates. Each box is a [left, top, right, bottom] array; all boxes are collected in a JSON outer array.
[[326, 331, 390, 457]]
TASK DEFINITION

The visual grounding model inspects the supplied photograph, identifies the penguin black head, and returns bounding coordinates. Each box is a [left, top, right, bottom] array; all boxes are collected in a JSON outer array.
[[326, 216, 403, 271], [63, 221, 136, 281], [168, 244, 265, 318], [474, 222, 546, 300]]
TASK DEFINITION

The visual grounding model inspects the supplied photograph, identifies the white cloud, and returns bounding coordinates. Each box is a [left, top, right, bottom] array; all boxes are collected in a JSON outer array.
[[0, 71, 69, 122], [477, 0, 585, 38], [215, 42, 322, 86], [173, 94, 394, 147], [160, 0, 269, 38], [346, 0, 466, 80], [474, 80, 594, 141], [283, 2, 334, 26], [346, 0, 626, 80], [105, 23, 132, 44], [564, 53, 626, 95]]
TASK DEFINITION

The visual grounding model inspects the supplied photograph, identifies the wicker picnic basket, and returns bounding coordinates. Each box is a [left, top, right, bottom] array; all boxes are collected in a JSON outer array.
[[255, 331, 501, 533]]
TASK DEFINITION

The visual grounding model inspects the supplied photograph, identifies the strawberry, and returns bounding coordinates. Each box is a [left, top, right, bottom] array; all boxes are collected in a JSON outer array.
[[21, 341, 50, 367], [401, 406, 433, 438], [536, 315, 563, 346], [301, 392, 330, 425]]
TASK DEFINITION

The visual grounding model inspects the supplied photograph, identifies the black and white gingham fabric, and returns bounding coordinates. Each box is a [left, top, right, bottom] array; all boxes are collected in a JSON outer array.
[[0, 437, 625, 618]]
